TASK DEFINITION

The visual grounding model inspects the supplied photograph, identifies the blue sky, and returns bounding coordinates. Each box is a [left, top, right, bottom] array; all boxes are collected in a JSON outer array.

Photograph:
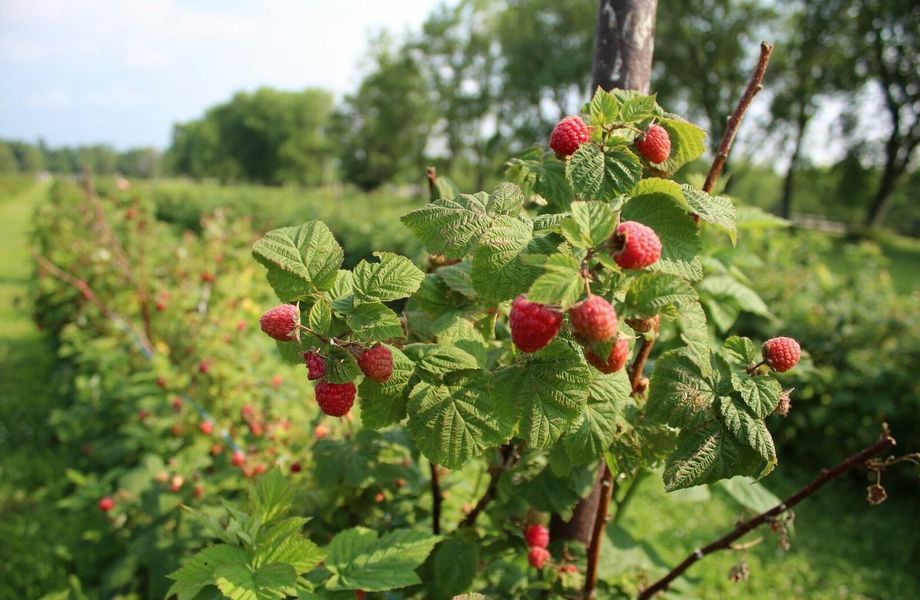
[[0, 0, 444, 149]]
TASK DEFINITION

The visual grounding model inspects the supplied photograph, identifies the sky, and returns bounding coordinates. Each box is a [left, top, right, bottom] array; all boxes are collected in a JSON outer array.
[[0, 0, 445, 149]]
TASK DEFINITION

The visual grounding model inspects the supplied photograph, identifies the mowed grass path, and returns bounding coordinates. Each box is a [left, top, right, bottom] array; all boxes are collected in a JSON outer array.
[[0, 180, 79, 596]]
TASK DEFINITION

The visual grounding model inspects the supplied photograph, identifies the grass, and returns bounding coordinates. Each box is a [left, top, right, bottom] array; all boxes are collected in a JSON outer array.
[[612, 468, 920, 599], [0, 178, 85, 597]]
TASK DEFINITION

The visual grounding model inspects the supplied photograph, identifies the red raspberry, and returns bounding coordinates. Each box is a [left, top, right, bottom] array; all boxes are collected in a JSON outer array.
[[585, 338, 631, 374], [231, 450, 246, 467], [303, 351, 327, 380], [549, 116, 591, 158], [559, 564, 578, 574], [510, 296, 562, 353], [290, 462, 302, 473], [259, 304, 300, 341], [569, 296, 618, 342], [315, 381, 356, 417], [613, 221, 662, 269], [357, 344, 393, 383], [762, 337, 801, 373], [524, 524, 550, 549], [634, 124, 671, 164], [98, 496, 115, 513], [528, 546, 551, 569], [198, 420, 213, 435]]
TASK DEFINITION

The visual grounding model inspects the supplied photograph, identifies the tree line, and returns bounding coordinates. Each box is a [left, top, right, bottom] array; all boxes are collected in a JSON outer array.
[[0, 139, 162, 179], [5, 0, 916, 231]]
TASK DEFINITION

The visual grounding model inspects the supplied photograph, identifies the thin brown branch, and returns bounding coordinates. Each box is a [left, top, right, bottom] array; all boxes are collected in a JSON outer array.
[[458, 444, 516, 529], [702, 42, 774, 195], [638, 425, 897, 600], [628, 321, 659, 394], [583, 462, 615, 599], [430, 461, 442, 535], [426, 166, 438, 201]]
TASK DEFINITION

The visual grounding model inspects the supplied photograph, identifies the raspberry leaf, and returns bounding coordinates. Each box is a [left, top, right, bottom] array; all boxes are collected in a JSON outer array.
[[718, 396, 778, 464], [647, 349, 716, 429], [621, 192, 703, 281], [346, 302, 404, 342], [567, 143, 605, 199], [436, 260, 476, 299], [325, 527, 441, 591], [625, 272, 698, 316], [325, 346, 362, 384], [724, 336, 758, 365], [407, 371, 513, 468], [619, 94, 658, 123], [697, 275, 771, 325], [492, 340, 591, 448], [567, 201, 617, 248], [662, 421, 765, 492], [307, 296, 332, 336], [588, 87, 622, 127], [470, 215, 540, 302], [486, 182, 525, 216], [526, 253, 583, 309], [252, 221, 344, 302], [213, 563, 297, 600], [563, 370, 631, 464], [401, 193, 492, 259], [359, 346, 414, 429], [677, 301, 712, 373], [353, 251, 425, 303], [681, 184, 738, 245], [166, 544, 250, 600], [731, 374, 782, 418], [603, 148, 643, 198]]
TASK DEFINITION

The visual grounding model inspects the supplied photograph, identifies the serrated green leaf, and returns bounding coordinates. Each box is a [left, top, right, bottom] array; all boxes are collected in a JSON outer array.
[[252, 535, 324, 575], [603, 148, 643, 199], [681, 184, 737, 245], [346, 302, 404, 342], [718, 396, 777, 463], [663, 421, 733, 491], [427, 535, 479, 600], [717, 477, 782, 514], [470, 215, 538, 303], [307, 298, 332, 336], [697, 275, 771, 318], [213, 563, 296, 600], [563, 371, 630, 465], [330, 270, 354, 300], [436, 261, 476, 299], [353, 252, 425, 303], [407, 371, 513, 468], [731, 374, 781, 418], [620, 94, 658, 122], [625, 272, 698, 316], [566, 143, 605, 200], [647, 349, 715, 428], [326, 528, 441, 592], [526, 253, 584, 310], [167, 545, 250, 600], [401, 194, 492, 259], [252, 222, 344, 302], [569, 201, 616, 247], [589, 87, 622, 126], [678, 301, 711, 374], [249, 469, 293, 524], [657, 117, 706, 175], [493, 341, 591, 447], [414, 345, 481, 379], [487, 182, 525, 216], [325, 346, 362, 384], [431, 174, 461, 202], [358, 346, 414, 429], [724, 336, 757, 365], [736, 206, 790, 230], [621, 192, 702, 281]]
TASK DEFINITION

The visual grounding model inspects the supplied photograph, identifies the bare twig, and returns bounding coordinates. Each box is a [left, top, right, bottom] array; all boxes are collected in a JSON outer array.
[[430, 461, 442, 535], [638, 426, 897, 599], [702, 42, 773, 195], [426, 166, 438, 201], [628, 322, 659, 394]]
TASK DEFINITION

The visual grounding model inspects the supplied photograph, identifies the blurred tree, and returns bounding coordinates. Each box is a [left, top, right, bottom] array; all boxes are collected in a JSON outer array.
[[117, 148, 162, 179], [8, 141, 45, 172], [335, 38, 434, 190], [0, 141, 16, 173], [653, 0, 776, 157], [768, 1, 857, 218], [167, 88, 333, 185]]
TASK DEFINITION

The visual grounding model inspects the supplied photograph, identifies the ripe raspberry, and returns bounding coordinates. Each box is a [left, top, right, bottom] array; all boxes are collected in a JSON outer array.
[[634, 124, 671, 164], [315, 381, 356, 417], [510, 296, 563, 353], [549, 116, 591, 158], [199, 420, 213, 435], [528, 546, 551, 569], [569, 296, 618, 342], [301, 351, 327, 380], [762, 337, 801, 372], [98, 496, 115, 513], [231, 450, 246, 467], [290, 462, 302, 473], [357, 344, 394, 383], [524, 524, 550, 549], [612, 221, 662, 269], [584, 338, 631, 374], [259, 304, 300, 341]]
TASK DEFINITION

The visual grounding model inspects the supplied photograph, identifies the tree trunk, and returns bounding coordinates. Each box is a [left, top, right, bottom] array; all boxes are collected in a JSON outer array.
[[864, 155, 901, 229], [551, 0, 657, 548], [779, 110, 808, 220]]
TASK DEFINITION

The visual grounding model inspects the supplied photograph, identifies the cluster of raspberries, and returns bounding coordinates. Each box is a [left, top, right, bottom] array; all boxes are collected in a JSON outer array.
[[549, 115, 671, 165], [259, 303, 393, 417]]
